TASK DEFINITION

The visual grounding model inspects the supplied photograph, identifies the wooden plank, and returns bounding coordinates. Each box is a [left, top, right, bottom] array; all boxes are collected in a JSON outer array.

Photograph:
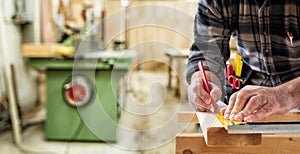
[[206, 127, 261, 147], [176, 133, 300, 154], [177, 111, 300, 152], [258, 111, 300, 122], [177, 112, 198, 123], [22, 43, 56, 58], [195, 112, 222, 144], [178, 111, 300, 123], [196, 112, 261, 147], [22, 43, 69, 58]]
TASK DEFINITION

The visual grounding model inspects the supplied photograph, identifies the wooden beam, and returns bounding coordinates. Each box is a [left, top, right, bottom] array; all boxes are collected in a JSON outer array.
[[178, 111, 300, 147], [177, 112, 198, 123], [22, 44, 58, 58], [177, 111, 300, 153], [178, 111, 300, 123], [176, 133, 300, 154], [258, 111, 300, 122], [196, 112, 262, 146], [206, 127, 261, 147]]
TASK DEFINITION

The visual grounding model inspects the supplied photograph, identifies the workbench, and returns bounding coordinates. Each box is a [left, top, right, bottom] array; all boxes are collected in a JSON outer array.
[[165, 49, 189, 97], [176, 112, 300, 154]]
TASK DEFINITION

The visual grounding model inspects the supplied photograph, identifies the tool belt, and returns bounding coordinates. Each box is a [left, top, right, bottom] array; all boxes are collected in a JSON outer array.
[[224, 56, 254, 105]]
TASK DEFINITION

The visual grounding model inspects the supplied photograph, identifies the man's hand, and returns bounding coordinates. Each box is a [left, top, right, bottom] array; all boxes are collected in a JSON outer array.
[[221, 85, 294, 122], [188, 71, 222, 112]]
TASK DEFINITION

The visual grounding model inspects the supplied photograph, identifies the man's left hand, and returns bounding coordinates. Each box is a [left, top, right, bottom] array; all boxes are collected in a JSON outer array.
[[220, 85, 294, 122]]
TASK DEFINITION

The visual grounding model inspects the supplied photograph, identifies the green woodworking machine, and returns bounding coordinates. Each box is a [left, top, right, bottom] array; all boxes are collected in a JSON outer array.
[[27, 51, 135, 142]]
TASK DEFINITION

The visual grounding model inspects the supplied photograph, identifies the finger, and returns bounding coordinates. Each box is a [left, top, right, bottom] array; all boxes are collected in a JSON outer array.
[[229, 90, 255, 120], [194, 96, 211, 110], [189, 98, 200, 111], [233, 96, 262, 121], [210, 82, 222, 103], [188, 95, 203, 111], [209, 83, 222, 110], [188, 89, 203, 111], [188, 84, 200, 111], [188, 91, 211, 111], [198, 80, 212, 104], [190, 101, 207, 112], [224, 92, 237, 119], [191, 78, 209, 101], [188, 79, 211, 111], [220, 107, 226, 115], [243, 103, 273, 122], [209, 101, 218, 110]]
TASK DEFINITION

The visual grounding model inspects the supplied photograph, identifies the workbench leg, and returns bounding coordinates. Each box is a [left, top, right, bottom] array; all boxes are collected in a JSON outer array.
[[5, 65, 36, 153], [167, 56, 173, 89], [175, 59, 181, 97]]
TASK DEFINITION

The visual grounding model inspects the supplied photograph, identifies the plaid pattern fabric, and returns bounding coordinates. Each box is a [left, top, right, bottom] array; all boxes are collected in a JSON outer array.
[[186, 0, 300, 87]]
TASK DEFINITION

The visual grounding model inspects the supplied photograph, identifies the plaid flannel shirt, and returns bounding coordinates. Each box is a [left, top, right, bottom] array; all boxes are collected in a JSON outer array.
[[186, 0, 300, 87]]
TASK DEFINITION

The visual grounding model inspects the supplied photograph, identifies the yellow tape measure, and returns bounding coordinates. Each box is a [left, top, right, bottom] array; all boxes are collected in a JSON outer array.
[[233, 53, 243, 77], [215, 113, 244, 130]]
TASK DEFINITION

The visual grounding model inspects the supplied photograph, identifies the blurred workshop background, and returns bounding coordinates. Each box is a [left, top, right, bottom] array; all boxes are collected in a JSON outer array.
[[0, 0, 237, 153]]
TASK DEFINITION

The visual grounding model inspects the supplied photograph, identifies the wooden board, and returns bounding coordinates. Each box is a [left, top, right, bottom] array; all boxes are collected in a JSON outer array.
[[177, 112, 198, 123], [177, 111, 300, 147], [205, 127, 261, 147], [196, 112, 261, 146], [22, 43, 65, 58], [176, 133, 300, 154], [178, 111, 300, 123]]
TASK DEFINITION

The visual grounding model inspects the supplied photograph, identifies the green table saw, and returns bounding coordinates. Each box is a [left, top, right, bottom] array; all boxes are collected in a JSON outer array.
[[27, 51, 135, 142]]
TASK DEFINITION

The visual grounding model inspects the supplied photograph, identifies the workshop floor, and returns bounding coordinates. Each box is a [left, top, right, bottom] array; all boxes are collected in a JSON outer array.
[[0, 70, 197, 154]]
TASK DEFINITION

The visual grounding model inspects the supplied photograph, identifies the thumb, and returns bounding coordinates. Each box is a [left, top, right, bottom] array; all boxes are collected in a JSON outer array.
[[209, 82, 222, 103]]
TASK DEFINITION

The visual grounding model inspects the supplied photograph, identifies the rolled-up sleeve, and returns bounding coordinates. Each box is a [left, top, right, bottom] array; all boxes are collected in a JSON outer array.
[[186, 0, 232, 85]]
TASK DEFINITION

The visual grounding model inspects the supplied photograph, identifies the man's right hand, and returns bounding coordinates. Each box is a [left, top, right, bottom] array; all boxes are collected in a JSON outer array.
[[187, 71, 222, 112]]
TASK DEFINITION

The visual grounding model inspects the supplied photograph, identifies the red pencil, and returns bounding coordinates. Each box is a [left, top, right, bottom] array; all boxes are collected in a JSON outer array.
[[198, 61, 211, 94]]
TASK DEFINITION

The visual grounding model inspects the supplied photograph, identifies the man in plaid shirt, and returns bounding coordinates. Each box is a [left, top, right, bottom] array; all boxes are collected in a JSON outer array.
[[187, 0, 300, 122]]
